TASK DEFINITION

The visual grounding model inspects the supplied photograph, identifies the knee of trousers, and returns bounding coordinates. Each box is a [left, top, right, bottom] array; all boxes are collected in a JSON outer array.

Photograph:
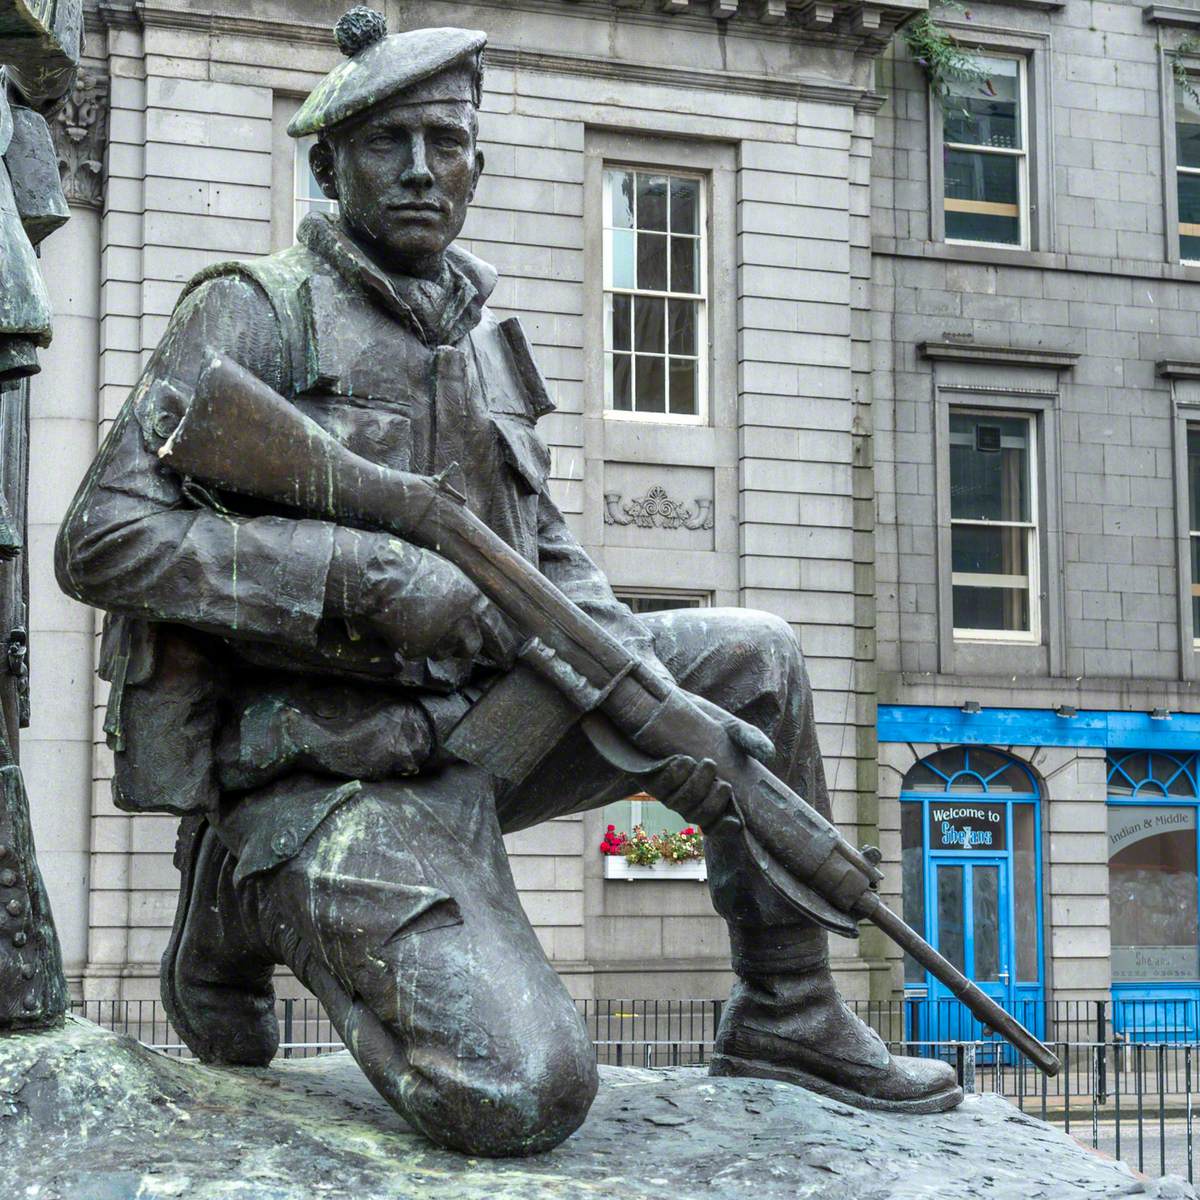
[[383, 1004, 599, 1157]]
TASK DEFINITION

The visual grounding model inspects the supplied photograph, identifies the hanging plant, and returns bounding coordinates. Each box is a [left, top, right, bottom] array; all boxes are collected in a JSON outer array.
[[1170, 36, 1200, 112], [903, 3, 992, 111]]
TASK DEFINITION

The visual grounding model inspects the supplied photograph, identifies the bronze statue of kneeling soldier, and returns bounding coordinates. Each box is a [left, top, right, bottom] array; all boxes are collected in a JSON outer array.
[[57, 8, 964, 1157]]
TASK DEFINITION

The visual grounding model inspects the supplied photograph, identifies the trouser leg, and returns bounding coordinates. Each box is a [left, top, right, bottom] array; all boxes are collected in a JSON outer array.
[[503, 606, 961, 1113], [222, 765, 598, 1157]]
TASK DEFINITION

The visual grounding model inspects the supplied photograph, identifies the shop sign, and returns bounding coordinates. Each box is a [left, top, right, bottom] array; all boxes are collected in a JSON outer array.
[[928, 803, 1006, 851], [1108, 806, 1195, 856], [1112, 945, 1200, 983]]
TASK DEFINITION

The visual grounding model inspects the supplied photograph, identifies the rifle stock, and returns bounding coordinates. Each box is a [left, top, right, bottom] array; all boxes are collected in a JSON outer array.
[[158, 353, 1059, 1079]]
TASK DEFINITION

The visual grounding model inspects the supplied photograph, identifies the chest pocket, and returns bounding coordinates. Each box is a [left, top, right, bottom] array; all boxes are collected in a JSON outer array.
[[292, 392, 414, 473]]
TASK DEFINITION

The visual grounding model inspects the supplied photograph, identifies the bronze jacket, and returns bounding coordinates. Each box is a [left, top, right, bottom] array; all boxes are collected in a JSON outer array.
[[56, 214, 655, 817]]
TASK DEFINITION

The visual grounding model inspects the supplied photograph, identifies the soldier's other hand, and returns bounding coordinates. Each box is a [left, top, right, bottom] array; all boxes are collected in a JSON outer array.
[[330, 530, 515, 663]]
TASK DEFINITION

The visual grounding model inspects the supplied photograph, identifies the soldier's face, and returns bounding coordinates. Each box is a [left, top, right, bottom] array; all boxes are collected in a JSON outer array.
[[318, 98, 483, 276]]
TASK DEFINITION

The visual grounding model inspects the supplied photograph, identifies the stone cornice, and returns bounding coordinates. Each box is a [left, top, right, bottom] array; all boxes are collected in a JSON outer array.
[[1144, 4, 1200, 28], [1158, 359, 1200, 379], [98, 0, 925, 59], [919, 341, 1079, 369]]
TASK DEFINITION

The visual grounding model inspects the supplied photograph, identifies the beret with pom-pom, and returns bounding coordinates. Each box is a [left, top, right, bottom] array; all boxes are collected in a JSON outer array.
[[334, 7, 388, 57], [288, 22, 487, 137]]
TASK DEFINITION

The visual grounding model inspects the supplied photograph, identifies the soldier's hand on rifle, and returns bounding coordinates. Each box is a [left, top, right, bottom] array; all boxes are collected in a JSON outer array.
[[326, 529, 518, 666], [644, 693, 776, 830]]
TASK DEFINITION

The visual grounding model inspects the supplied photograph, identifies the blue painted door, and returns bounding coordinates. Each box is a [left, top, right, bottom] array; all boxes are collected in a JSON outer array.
[[929, 857, 1012, 1045]]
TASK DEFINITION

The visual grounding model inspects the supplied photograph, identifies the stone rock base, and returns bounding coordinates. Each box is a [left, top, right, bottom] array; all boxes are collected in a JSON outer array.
[[0, 1016, 1194, 1199]]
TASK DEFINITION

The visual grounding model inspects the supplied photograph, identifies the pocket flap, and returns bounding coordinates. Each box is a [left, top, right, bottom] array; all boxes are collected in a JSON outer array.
[[491, 412, 550, 494]]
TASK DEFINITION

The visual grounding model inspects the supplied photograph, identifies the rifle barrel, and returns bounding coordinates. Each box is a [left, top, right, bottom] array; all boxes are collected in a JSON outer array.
[[857, 892, 1060, 1077]]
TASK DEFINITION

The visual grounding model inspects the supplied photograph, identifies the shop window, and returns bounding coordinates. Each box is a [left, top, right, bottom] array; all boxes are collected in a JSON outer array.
[[1178, 81, 1200, 263], [941, 55, 1028, 248], [949, 410, 1039, 641], [1108, 752, 1200, 985], [602, 167, 708, 422], [294, 134, 339, 235], [1189, 427, 1200, 643]]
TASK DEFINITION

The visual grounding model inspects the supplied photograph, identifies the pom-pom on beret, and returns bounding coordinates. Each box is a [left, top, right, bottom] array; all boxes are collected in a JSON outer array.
[[288, 13, 487, 138]]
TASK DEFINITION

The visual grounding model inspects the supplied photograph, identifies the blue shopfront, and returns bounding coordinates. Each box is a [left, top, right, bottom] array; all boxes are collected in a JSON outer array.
[[880, 706, 1200, 1044]]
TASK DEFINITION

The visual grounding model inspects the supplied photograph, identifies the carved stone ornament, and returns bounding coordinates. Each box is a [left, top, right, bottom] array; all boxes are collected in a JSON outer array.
[[53, 68, 106, 209], [603, 486, 714, 531]]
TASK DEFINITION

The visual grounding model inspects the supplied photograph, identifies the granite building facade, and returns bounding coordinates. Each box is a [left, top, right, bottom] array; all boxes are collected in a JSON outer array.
[[23, 0, 1200, 1039]]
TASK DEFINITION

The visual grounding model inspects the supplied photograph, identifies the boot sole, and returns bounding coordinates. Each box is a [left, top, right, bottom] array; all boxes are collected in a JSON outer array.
[[710, 1052, 965, 1115]]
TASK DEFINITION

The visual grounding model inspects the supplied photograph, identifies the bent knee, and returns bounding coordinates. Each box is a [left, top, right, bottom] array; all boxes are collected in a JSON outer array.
[[407, 1033, 599, 1156]]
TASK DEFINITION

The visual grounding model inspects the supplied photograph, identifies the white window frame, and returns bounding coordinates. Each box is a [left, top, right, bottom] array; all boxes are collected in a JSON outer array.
[[942, 52, 1031, 252], [613, 588, 712, 613], [949, 409, 1041, 644], [601, 165, 709, 426]]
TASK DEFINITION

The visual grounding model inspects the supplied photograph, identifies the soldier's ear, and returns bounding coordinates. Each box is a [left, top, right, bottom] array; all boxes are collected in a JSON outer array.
[[310, 139, 339, 201], [468, 148, 484, 204]]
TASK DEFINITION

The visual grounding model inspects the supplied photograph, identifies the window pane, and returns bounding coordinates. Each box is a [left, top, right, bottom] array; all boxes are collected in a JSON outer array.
[[945, 149, 1020, 245], [1189, 429, 1200, 533], [936, 865, 966, 975], [668, 358, 697, 416], [944, 57, 1021, 149], [637, 173, 669, 231], [1180, 173, 1200, 262], [601, 799, 635, 837], [1193, 537, 1200, 637], [1013, 805, 1039, 981], [670, 177, 700, 234], [1109, 805, 1200, 982], [609, 170, 634, 228], [617, 593, 706, 614], [952, 523, 1029, 580], [670, 236, 699, 294], [611, 353, 632, 411], [611, 229, 635, 289], [635, 355, 665, 413], [610, 294, 632, 353], [901, 803, 926, 985], [637, 232, 668, 291], [953, 584, 1030, 633], [668, 299, 696, 355], [972, 866, 1001, 983], [949, 413, 1031, 521], [633, 295, 665, 354], [1178, 84, 1200, 169]]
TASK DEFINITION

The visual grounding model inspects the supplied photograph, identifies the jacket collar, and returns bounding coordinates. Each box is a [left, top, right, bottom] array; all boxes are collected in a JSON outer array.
[[297, 212, 498, 344]]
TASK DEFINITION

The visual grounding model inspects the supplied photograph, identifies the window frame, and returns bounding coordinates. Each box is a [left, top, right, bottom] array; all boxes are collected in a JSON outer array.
[[1189, 424, 1200, 648], [940, 52, 1031, 252], [1165, 50, 1200, 268], [1168, 378, 1200, 676], [613, 588, 712, 614], [924, 27, 1052, 255], [947, 407, 1042, 644], [600, 164, 711, 425]]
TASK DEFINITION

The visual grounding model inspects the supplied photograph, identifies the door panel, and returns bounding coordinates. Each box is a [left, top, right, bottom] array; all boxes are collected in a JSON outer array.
[[930, 857, 1011, 1045]]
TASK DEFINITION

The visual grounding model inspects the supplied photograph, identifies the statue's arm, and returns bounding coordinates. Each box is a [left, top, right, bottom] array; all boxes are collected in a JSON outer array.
[[54, 276, 338, 649]]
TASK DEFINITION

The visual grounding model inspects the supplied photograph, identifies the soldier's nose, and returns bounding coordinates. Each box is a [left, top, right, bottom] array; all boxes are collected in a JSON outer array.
[[400, 134, 434, 189]]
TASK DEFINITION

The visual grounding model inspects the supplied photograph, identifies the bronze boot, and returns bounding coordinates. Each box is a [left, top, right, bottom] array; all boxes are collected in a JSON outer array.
[[160, 815, 279, 1066], [711, 925, 963, 1114]]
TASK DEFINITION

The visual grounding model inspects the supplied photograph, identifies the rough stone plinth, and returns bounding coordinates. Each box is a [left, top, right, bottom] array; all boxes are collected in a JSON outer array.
[[0, 1017, 1194, 1199]]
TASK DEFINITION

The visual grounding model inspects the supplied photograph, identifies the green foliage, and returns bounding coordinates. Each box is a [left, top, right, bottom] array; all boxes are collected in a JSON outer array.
[[903, 4, 991, 111], [1170, 36, 1200, 112]]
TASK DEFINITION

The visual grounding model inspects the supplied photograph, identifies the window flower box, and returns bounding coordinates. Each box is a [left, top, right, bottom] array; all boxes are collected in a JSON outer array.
[[603, 856, 707, 881]]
